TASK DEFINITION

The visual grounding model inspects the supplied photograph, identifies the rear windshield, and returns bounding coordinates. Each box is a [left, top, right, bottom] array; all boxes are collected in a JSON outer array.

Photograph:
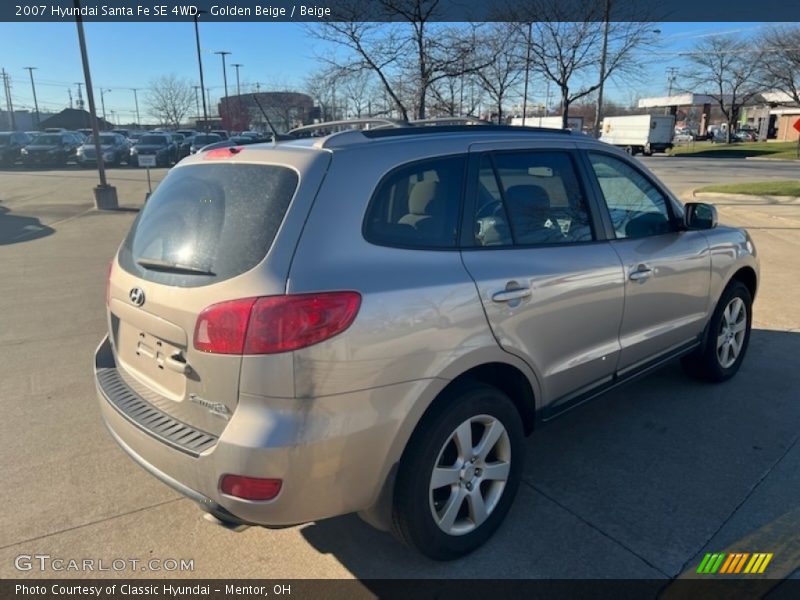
[[193, 135, 221, 145], [118, 164, 299, 288], [140, 135, 168, 145]]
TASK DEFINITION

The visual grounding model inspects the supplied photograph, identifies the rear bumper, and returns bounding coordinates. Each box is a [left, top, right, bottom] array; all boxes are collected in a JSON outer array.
[[95, 336, 429, 526]]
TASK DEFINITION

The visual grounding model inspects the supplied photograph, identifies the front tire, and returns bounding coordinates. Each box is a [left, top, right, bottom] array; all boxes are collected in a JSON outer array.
[[391, 382, 524, 560], [682, 280, 752, 382]]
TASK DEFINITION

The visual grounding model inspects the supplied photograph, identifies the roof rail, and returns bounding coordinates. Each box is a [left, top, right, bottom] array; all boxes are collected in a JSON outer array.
[[288, 118, 408, 138], [360, 124, 573, 139], [410, 116, 490, 126]]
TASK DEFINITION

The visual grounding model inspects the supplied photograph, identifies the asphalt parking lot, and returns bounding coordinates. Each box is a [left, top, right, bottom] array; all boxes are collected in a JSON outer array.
[[0, 157, 798, 583]]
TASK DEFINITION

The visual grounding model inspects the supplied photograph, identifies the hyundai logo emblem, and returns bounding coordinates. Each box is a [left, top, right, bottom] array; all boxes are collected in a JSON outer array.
[[129, 287, 146, 307]]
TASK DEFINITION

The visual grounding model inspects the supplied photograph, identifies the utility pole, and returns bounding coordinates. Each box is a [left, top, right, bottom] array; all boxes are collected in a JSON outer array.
[[99, 88, 111, 125], [68, 88, 73, 109], [24, 67, 40, 129], [1, 69, 16, 130], [521, 22, 532, 126], [665, 67, 678, 116], [193, 11, 209, 131], [592, 0, 611, 137], [75, 82, 84, 109], [232, 63, 242, 97], [74, 0, 117, 209], [131, 88, 141, 128]]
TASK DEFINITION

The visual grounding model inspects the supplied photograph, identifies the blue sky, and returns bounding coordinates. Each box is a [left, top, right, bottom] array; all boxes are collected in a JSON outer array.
[[0, 21, 773, 123]]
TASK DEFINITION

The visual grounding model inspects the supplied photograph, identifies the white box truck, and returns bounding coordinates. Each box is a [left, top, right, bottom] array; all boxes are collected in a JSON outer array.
[[600, 114, 675, 155], [510, 115, 584, 131]]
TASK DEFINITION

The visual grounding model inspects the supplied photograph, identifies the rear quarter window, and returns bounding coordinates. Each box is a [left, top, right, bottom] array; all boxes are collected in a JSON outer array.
[[118, 164, 299, 287], [363, 155, 466, 249]]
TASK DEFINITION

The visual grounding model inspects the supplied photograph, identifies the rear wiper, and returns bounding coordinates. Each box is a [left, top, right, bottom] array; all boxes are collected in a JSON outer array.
[[136, 257, 215, 276]]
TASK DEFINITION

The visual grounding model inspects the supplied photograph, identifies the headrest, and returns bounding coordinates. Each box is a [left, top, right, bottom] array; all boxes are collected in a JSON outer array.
[[408, 181, 441, 215], [505, 185, 550, 210]]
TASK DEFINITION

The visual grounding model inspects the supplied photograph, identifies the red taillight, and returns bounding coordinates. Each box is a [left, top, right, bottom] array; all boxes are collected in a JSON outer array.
[[193, 292, 361, 355], [220, 475, 282, 501], [193, 297, 257, 354]]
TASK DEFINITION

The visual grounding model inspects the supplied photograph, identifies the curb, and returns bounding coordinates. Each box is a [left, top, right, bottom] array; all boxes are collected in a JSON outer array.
[[690, 191, 800, 203]]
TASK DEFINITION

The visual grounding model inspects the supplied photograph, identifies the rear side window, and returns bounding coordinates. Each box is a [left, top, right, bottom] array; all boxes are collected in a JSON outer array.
[[363, 155, 465, 249], [118, 164, 299, 288]]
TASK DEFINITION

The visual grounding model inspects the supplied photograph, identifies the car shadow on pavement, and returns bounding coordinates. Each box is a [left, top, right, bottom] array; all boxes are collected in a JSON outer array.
[[0, 205, 54, 245], [299, 328, 800, 582]]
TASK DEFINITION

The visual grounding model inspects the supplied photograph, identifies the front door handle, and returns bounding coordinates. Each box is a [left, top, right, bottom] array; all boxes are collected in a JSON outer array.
[[492, 287, 532, 303], [629, 264, 653, 282]]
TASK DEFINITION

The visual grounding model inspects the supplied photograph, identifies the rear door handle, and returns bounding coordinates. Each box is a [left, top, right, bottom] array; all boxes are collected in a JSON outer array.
[[629, 264, 653, 282], [164, 353, 191, 375], [492, 287, 532, 303]]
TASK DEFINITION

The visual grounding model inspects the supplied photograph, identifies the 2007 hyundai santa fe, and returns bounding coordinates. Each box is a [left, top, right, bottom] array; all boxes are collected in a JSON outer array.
[[95, 124, 758, 560]]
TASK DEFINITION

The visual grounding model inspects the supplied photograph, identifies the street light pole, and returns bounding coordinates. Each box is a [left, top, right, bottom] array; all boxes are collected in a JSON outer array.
[[24, 67, 40, 129], [131, 88, 141, 128], [232, 63, 242, 96], [193, 11, 209, 131], [215, 51, 231, 127], [73, 0, 117, 209], [232, 62, 243, 131]]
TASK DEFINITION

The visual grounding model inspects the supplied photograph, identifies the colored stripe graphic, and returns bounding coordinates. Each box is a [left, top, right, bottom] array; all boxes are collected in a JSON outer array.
[[734, 553, 750, 573], [697, 554, 713, 573], [700, 552, 774, 574], [758, 554, 773, 573], [719, 554, 736, 574]]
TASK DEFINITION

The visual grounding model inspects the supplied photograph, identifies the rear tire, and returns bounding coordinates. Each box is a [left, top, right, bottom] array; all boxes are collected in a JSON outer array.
[[391, 381, 524, 560], [682, 280, 752, 382]]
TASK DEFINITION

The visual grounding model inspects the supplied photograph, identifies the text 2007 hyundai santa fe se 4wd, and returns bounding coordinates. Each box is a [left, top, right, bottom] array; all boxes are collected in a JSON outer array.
[[95, 125, 758, 560]]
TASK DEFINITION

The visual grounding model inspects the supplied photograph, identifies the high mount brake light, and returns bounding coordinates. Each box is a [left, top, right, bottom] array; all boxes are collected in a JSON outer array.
[[203, 146, 243, 159]]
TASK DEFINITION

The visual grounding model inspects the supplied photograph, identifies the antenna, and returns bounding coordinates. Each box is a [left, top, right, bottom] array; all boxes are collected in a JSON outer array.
[[250, 93, 280, 141]]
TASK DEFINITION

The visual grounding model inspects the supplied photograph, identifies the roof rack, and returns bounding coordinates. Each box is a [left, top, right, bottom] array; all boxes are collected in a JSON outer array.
[[410, 116, 490, 126], [360, 124, 573, 139], [288, 118, 408, 138]]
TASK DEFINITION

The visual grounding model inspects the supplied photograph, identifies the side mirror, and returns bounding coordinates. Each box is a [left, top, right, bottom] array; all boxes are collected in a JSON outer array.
[[684, 202, 717, 230]]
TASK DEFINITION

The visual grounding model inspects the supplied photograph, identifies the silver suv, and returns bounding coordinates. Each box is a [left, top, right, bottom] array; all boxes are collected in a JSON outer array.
[[95, 124, 758, 560]]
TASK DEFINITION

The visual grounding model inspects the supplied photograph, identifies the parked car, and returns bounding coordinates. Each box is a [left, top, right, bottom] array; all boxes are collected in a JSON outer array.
[[20, 132, 82, 166], [129, 134, 177, 167], [0, 131, 33, 165], [77, 132, 131, 167], [176, 129, 197, 139], [188, 133, 222, 154], [97, 124, 758, 561], [211, 129, 229, 140], [196, 135, 264, 153]]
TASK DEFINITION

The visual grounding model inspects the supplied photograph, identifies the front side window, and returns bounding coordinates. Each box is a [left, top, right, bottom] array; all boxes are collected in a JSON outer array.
[[474, 151, 593, 247], [588, 153, 675, 239], [364, 155, 465, 248]]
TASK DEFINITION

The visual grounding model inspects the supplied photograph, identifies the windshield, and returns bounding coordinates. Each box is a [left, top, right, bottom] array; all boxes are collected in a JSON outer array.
[[192, 135, 221, 145], [34, 135, 61, 145], [119, 164, 299, 288], [139, 136, 167, 145]]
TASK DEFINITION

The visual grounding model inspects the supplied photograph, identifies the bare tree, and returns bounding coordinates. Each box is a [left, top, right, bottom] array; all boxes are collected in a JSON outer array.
[[685, 35, 764, 143], [309, 1, 490, 120], [475, 23, 525, 123], [146, 74, 193, 128], [759, 25, 800, 104], [505, 0, 655, 129]]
